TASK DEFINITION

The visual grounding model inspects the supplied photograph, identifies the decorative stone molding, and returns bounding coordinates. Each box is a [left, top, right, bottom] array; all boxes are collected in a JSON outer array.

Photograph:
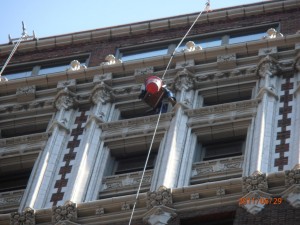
[[240, 190, 272, 215], [134, 66, 154, 76], [90, 82, 112, 105], [101, 54, 122, 65], [190, 193, 199, 200], [93, 73, 113, 85], [0, 190, 24, 207], [175, 59, 195, 69], [216, 187, 226, 196], [121, 202, 130, 211], [101, 170, 153, 191], [182, 41, 202, 52], [143, 206, 177, 225], [242, 171, 268, 193], [52, 201, 77, 223], [172, 69, 195, 91], [57, 79, 77, 92], [147, 186, 172, 209], [258, 47, 278, 58], [217, 53, 236, 70], [67, 60, 86, 71], [285, 169, 300, 187], [10, 207, 35, 225], [16, 85, 36, 102], [54, 88, 78, 110], [282, 184, 300, 208], [256, 55, 280, 78], [263, 28, 283, 39], [95, 208, 104, 215], [294, 53, 300, 72]]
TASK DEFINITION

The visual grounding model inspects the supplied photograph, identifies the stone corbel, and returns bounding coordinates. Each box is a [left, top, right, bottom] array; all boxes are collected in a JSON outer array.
[[52, 200, 77, 223], [93, 73, 113, 86], [256, 86, 278, 100], [10, 207, 35, 225], [285, 168, 300, 187], [146, 186, 173, 209], [258, 47, 278, 59], [143, 205, 177, 225], [85, 114, 105, 128], [240, 190, 272, 215], [54, 88, 78, 110], [47, 119, 70, 134], [256, 55, 280, 78], [90, 82, 112, 105], [242, 171, 268, 193], [57, 79, 77, 92], [16, 85, 36, 102], [172, 68, 195, 91], [282, 184, 300, 208]]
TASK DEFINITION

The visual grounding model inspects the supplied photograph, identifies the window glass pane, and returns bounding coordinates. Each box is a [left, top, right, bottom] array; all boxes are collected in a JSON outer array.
[[229, 32, 265, 44], [197, 39, 221, 48], [122, 48, 167, 61], [3, 71, 31, 80], [38, 64, 68, 75]]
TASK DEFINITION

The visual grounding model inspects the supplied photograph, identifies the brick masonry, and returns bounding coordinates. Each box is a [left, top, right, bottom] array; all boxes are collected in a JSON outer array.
[[234, 201, 300, 225], [50, 109, 88, 206], [274, 75, 294, 171]]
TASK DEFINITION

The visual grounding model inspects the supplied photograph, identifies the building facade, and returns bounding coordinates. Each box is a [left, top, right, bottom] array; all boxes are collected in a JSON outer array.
[[0, 0, 300, 224]]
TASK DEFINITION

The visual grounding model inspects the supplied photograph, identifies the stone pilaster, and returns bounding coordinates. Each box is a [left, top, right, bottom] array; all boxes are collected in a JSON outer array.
[[19, 87, 78, 210], [244, 56, 280, 175], [70, 80, 113, 202]]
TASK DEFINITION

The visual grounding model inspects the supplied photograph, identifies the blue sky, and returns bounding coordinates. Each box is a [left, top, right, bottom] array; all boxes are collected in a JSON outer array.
[[0, 0, 265, 44]]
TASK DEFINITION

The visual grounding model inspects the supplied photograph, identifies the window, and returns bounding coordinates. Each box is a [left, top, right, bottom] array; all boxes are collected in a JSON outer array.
[[229, 31, 266, 44], [200, 136, 245, 161], [2, 55, 89, 80], [114, 153, 157, 175], [0, 169, 32, 192], [201, 82, 254, 107]]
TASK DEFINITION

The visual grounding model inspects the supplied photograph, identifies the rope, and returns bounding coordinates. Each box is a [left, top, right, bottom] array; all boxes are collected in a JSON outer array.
[[0, 35, 26, 78], [128, 1, 210, 224]]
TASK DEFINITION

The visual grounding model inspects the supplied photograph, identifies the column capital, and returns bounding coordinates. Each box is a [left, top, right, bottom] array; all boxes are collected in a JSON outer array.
[[52, 200, 77, 223], [90, 82, 112, 105], [256, 55, 280, 78], [53, 88, 78, 110], [172, 69, 195, 91], [10, 207, 35, 225]]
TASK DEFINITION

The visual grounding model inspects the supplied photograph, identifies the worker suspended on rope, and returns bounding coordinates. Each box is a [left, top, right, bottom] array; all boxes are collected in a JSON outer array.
[[139, 76, 176, 112]]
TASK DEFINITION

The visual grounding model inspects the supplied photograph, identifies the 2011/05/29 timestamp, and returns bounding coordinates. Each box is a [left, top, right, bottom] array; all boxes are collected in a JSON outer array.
[[239, 197, 283, 205]]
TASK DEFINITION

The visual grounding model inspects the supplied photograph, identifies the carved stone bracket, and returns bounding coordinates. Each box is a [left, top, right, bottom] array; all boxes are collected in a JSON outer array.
[[258, 47, 278, 58], [93, 73, 113, 85], [16, 85, 36, 102], [217, 53, 236, 70], [143, 205, 177, 225], [52, 201, 77, 223], [172, 69, 195, 91], [147, 186, 172, 209], [282, 184, 300, 208], [57, 79, 77, 92], [47, 119, 70, 134], [242, 171, 268, 193], [240, 190, 272, 215], [10, 207, 35, 225], [54, 88, 78, 110], [256, 55, 280, 78], [90, 83, 112, 105], [285, 168, 300, 187], [95, 207, 104, 216]]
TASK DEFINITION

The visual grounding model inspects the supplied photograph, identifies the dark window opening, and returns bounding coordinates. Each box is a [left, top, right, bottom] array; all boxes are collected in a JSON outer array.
[[1, 123, 48, 138], [0, 169, 32, 192]]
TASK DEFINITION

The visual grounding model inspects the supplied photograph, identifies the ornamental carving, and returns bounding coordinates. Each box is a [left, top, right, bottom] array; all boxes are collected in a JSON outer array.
[[182, 41, 202, 52], [134, 66, 154, 76], [256, 55, 280, 78], [121, 203, 130, 211], [54, 88, 77, 110], [190, 193, 199, 200], [10, 207, 35, 225], [16, 85, 36, 102], [93, 73, 112, 84], [95, 208, 104, 215], [258, 47, 278, 58], [90, 82, 112, 105], [217, 54, 236, 69], [67, 60, 86, 71], [240, 190, 272, 215], [242, 172, 268, 193], [216, 187, 225, 196], [52, 201, 77, 223], [263, 28, 283, 39], [285, 169, 300, 187], [57, 79, 76, 91], [173, 69, 195, 91], [147, 186, 172, 209], [101, 54, 122, 65]]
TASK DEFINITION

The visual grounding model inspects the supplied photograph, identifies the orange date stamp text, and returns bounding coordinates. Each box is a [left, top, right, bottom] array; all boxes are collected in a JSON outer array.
[[239, 197, 283, 205]]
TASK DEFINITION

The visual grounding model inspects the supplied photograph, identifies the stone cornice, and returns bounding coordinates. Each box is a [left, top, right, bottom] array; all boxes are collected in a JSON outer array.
[[0, 1, 297, 53]]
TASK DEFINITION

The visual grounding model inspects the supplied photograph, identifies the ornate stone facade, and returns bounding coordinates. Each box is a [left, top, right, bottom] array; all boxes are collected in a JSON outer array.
[[52, 201, 77, 223], [147, 187, 172, 209], [10, 207, 35, 225], [242, 172, 268, 193]]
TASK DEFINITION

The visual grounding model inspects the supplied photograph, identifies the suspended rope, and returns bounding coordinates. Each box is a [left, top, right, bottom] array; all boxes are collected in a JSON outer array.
[[0, 22, 35, 81], [128, 1, 211, 224]]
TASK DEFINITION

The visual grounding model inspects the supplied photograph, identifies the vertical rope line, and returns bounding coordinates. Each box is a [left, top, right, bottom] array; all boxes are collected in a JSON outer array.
[[128, 2, 210, 224]]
